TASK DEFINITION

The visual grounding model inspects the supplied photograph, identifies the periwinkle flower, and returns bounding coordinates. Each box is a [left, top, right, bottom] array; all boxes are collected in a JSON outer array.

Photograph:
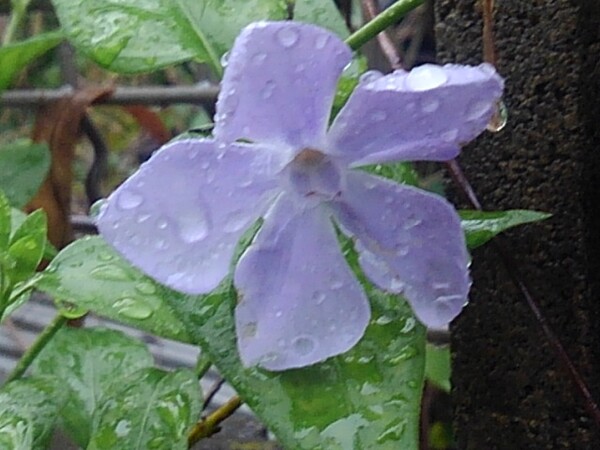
[[97, 21, 503, 370]]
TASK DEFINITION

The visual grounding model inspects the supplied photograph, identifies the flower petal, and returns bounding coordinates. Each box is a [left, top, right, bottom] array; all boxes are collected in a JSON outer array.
[[330, 171, 470, 327], [234, 195, 370, 370], [214, 21, 352, 150], [327, 64, 504, 166], [97, 139, 283, 294]]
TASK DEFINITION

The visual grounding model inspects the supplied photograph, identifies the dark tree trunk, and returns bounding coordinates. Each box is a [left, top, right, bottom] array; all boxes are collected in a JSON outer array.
[[434, 1, 600, 448]]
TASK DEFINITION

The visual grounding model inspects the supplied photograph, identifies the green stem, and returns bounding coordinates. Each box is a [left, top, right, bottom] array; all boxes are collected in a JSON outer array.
[[344, 0, 424, 51], [4, 313, 67, 384], [2, 2, 27, 45], [194, 352, 212, 379]]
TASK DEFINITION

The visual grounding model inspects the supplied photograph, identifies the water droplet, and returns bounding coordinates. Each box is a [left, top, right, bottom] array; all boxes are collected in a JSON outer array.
[[433, 281, 451, 291], [97, 251, 114, 262], [292, 336, 315, 356], [405, 65, 448, 91], [441, 128, 458, 142], [223, 210, 248, 233], [360, 70, 383, 84], [251, 52, 267, 65], [89, 199, 107, 218], [91, 265, 130, 281], [421, 97, 440, 113], [220, 51, 230, 67], [261, 80, 276, 99], [376, 315, 393, 325], [371, 110, 387, 122], [277, 27, 299, 47], [156, 218, 168, 230], [388, 344, 418, 364], [135, 213, 151, 224], [177, 209, 210, 243], [117, 190, 143, 210], [403, 215, 422, 229], [486, 100, 508, 132], [275, 310, 283, 318], [114, 297, 154, 319], [135, 282, 156, 295], [330, 278, 344, 290], [315, 33, 329, 49], [312, 290, 326, 305], [435, 294, 463, 304], [241, 321, 257, 339], [390, 277, 405, 291], [400, 317, 416, 333], [115, 420, 131, 437]]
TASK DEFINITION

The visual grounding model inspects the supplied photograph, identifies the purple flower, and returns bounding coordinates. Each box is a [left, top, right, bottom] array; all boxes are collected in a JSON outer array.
[[97, 21, 503, 370]]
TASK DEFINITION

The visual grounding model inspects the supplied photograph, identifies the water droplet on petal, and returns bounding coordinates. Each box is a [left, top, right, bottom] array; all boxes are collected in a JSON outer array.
[[223, 210, 248, 233], [315, 34, 329, 49], [312, 290, 326, 305], [371, 110, 387, 122], [390, 277, 405, 291], [277, 27, 299, 48], [360, 70, 383, 84], [403, 215, 422, 230], [117, 190, 143, 210], [177, 208, 210, 243], [251, 52, 267, 65], [405, 65, 448, 91], [421, 97, 440, 113], [114, 297, 154, 319], [241, 321, 257, 339], [135, 213, 151, 224], [292, 336, 315, 356], [90, 198, 107, 218], [441, 128, 458, 142], [486, 100, 508, 132], [261, 80, 276, 99]]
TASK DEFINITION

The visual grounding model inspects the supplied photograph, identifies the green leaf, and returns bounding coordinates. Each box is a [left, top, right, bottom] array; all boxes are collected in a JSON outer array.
[[6, 210, 46, 285], [52, 0, 287, 75], [0, 140, 50, 208], [0, 377, 66, 450], [88, 368, 201, 450], [36, 236, 191, 342], [0, 192, 10, 250], [0, 31, 63, 93], [460, 209, 552, 249], [31, 328, 154, 447], [425, 344, 451, 393], [38, 235, 425, 448], [293, 0, 350, 38]]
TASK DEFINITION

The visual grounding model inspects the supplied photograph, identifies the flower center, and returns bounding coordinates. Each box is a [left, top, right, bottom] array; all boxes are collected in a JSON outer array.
[[284, 148, 342, 203]]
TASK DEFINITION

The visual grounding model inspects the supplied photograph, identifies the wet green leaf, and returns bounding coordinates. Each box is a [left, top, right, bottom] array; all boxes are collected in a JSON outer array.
[[293, 0, 349, 38], [36, 236, 191, 341], [88, 368, 201, 450], [0, 32, 63, 92], [0, 377, 66, 450], [425, 344, 451, 393], [460, 209, 552, 249], [52, 0, 287, 75], [0, 140, 50, 209], [6, 210, 46, 285], [31, 328, 154, 447]]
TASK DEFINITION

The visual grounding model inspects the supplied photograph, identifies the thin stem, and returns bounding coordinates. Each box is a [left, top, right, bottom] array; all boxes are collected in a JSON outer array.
[[2, 1, 29, 45], [4, 313, 67, 383], [194, 352, 212, 379], [345, 0, 424, 51], [187, 395, 242, 446], [361, 0, 403, 69]]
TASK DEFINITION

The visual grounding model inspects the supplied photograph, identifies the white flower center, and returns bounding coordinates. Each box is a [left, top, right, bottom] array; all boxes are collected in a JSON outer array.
[[284, 148, 342, 203]]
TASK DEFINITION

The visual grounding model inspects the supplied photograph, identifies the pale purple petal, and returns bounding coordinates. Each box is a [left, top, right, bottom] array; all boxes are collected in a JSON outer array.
[[327, 64, 504, 166], [234, 195, 370, 370], [97, 139, 284, 294], [330, 171, 470, 327], [214, 21, 351, 150]]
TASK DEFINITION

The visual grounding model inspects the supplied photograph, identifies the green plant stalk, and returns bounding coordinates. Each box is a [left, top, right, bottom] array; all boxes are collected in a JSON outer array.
[[344, 0, 424, 51], [187, 395, 242, 446], [4, 313, 68, 384], [2, 0, 30, 45]]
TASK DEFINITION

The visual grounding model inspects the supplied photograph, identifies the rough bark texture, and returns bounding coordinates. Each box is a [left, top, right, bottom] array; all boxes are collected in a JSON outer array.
[[434, 1, 600, 448]]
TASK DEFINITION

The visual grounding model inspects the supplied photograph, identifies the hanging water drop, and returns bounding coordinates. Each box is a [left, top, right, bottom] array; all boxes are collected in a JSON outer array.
[[486, 100, 508, 132], [117, 190, 143, 210], [220, 51, 230, 67]]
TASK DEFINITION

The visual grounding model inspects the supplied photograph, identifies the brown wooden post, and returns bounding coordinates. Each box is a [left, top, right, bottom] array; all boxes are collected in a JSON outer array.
[[434, 1, 600, 448]]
